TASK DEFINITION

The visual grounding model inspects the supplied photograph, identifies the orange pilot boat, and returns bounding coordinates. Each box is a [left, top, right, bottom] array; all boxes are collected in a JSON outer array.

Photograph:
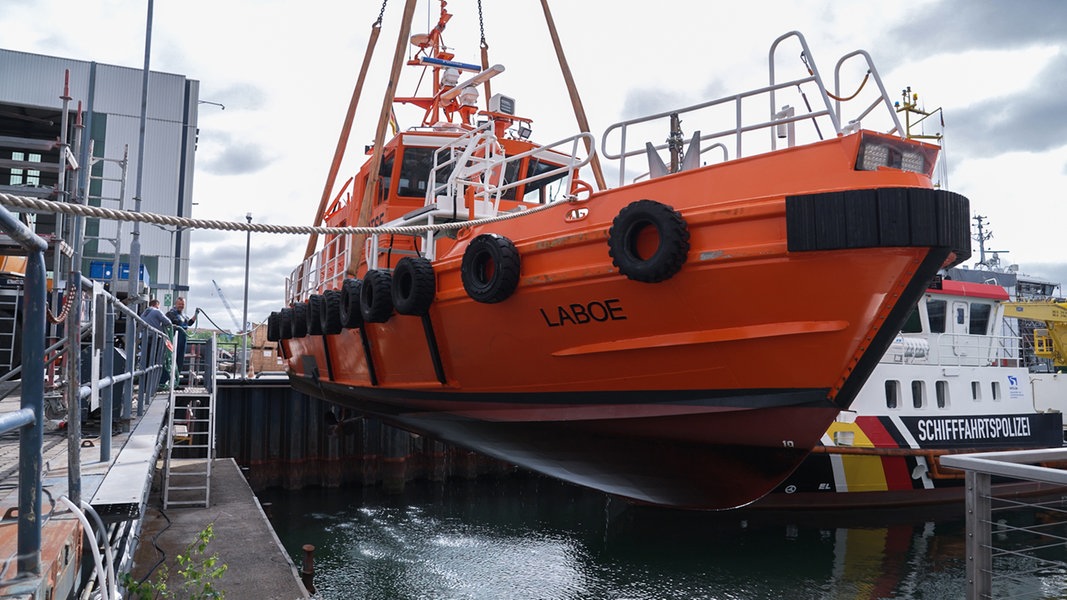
[[269, 1, 971, 509]]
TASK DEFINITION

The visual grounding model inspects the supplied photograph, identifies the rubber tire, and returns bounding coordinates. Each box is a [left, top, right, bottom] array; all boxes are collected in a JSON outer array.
[[306, 294, 325, 335], [461, 234, 521, 304], [291, 302, 309, 338], [360, 270, 394, 323], [392, 257, 436, 316], [339, 278, 364, 329], [266, 311, 280, 342], [278, 307, 294, 340], [320, 289, 343, 334], [607, 199, 690, 283]]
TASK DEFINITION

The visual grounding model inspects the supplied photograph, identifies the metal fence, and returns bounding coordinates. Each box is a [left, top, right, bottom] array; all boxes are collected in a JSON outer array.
[[0, 199, 172, 582], [942, 448, 1067, 599]]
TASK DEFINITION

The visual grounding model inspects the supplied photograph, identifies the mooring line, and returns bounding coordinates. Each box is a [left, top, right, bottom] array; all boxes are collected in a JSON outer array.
[[0, 192, 564, 236]]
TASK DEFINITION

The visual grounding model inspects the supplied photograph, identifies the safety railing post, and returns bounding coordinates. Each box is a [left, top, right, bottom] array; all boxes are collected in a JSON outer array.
[[99, 291, 113, 461], [964, 470, 992, 599], [124, 302, 136, 421], [127, 314, 139, 418], [18, 250, 46, 575], [0, 204, 48, 576]]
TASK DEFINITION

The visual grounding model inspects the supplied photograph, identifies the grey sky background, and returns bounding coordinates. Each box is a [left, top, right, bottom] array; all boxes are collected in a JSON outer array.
[[3, 0, 1065, 326]]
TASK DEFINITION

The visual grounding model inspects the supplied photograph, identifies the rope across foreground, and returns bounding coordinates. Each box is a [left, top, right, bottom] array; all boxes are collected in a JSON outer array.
[[0, 192, 564, 236]]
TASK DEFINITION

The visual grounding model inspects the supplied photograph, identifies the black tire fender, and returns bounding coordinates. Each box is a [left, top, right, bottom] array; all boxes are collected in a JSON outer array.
[[339, 278, 364, 329], [607, 199, 690, 283], [291, 302, 309, 338], [278, 307, 294, 340], [392, 257, 436, 316], [320, 289, 344, 335], [306, 294, 325, 336], [461, 234, 521, 304], [266, 311, 280, 342], [360, 270, 394, 323]]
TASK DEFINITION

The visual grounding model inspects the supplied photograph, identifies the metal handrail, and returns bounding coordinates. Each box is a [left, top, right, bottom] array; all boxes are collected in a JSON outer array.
[[602, 30, 902, 187], [941, 449, 1067, 599], [0, 203, 46, 577]]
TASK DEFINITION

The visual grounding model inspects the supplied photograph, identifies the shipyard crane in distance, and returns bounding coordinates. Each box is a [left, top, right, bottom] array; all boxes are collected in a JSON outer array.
[[1002, 299, 1067, 373], [211, 279, 245, 334]]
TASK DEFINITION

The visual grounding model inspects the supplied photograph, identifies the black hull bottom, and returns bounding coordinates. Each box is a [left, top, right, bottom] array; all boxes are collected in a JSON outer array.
[[290, 377, 840, 510]]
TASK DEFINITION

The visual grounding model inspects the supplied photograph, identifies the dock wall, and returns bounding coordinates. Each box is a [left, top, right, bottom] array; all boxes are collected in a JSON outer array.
[[214, 380, 513, 493]]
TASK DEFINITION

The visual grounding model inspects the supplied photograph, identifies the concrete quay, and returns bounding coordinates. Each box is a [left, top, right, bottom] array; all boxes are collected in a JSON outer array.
[[0, 382, 307, 599]]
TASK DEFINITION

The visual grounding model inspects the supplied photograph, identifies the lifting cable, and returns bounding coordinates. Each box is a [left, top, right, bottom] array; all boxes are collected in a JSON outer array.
[[477, 0, 492, 101], [302, 0, 390, 261]]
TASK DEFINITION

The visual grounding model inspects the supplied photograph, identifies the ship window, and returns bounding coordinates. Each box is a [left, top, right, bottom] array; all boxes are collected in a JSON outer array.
[[911, 380, 925, 409], [935, 380, 949, 408], [901, 307, 922, 333], [377, 154, 395, 204], [397, 147, 460, 198], [969, 303, 992, 335], [522, 159, 568, 204], [885, 380, 900, 409], [971, 381, 981, 401], [991, 380, 1001, 401], [927, 299, 946, 333]]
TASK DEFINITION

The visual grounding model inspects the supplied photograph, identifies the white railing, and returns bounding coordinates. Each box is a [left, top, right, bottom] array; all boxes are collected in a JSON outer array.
[[364, 129, 595, 268], [602, 31, 903, 186], [886, 333, 1023, 368], [941, 449, 1067, 600], [285, 232, 350, 304], [933, 333, 1023, 368], [286, 128, 594, 301]]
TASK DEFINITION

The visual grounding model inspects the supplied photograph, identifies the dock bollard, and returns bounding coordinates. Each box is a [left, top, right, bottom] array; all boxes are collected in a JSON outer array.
[[300, 544, 316, 595]]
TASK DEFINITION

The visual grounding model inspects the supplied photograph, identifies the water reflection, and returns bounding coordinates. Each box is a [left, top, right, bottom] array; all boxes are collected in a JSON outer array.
[[259, 474, 1057, 600]]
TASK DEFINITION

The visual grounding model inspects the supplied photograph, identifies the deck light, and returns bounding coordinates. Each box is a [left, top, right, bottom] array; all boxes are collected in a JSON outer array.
[[855, 133, 935, 175]]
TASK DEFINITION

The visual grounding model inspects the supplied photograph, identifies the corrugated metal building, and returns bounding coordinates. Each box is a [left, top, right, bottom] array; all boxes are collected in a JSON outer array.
[[0, 48, 199, 303]]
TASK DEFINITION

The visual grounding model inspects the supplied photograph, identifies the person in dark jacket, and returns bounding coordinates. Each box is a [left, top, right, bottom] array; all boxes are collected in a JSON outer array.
[[166, 297, 197, 387], [141, 298, 173, 388]]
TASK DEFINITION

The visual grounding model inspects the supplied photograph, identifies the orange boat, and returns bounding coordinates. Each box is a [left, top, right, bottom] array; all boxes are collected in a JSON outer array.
[[269, 1, 970, 509]]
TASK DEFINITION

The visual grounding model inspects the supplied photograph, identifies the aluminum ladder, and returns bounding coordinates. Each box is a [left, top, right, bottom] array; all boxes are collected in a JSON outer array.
[[161, 334, 217, 509]]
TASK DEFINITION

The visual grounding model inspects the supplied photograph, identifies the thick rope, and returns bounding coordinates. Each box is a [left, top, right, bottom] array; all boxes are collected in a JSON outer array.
[[0, 192, 563, 237]]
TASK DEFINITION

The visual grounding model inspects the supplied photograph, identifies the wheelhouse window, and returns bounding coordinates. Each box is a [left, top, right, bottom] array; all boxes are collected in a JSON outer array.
[[927, 299, 946, 333], [377, 154, 395, 205], [969, 303, 992, 335], [522, 158, 568, 204], [901, 307, 922, 333], [396, 147, 433, 198]]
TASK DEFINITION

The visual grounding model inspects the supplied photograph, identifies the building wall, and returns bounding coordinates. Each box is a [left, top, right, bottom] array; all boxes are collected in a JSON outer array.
[[0, 48, 199, 296]]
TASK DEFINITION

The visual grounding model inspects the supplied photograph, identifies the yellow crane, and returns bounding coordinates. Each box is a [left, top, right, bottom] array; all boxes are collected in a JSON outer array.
[[1002, 300, 1067, 372]]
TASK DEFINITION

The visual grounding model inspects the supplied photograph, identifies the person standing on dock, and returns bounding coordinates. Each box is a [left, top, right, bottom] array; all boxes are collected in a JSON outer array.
[[166, 297, 198, 388], [141, 298, 173, 389]]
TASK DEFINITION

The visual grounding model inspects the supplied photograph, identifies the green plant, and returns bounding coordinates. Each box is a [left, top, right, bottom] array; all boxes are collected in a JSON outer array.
[[124, 524, 228, 599]]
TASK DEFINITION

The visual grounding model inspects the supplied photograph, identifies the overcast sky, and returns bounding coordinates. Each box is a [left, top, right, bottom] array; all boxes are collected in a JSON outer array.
[[3, 0, 1066, 327]]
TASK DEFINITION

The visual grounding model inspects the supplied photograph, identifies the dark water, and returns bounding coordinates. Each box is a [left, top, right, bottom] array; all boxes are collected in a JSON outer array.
[[260, 474, 1064, 600]]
